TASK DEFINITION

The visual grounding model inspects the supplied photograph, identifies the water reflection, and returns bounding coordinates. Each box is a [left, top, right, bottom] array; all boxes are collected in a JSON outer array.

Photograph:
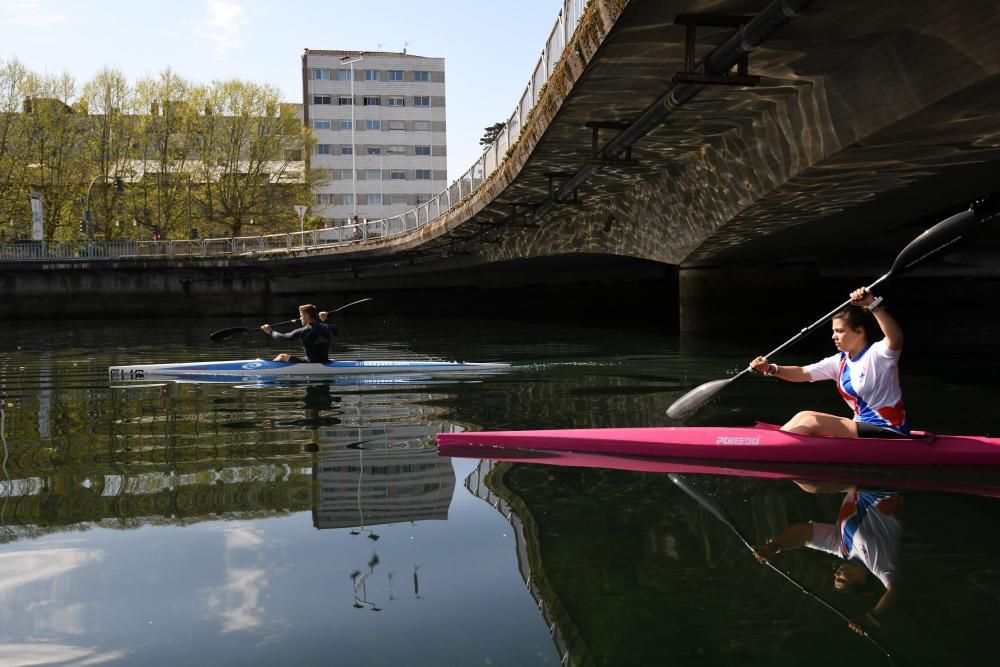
[[470, 457, 1000, 666]]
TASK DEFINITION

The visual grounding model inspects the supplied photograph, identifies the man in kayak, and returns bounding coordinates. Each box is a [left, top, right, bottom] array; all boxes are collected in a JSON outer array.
[[754, 483, 903, 635], [261, 304, 338, 362], [749, 288, 908, 438]]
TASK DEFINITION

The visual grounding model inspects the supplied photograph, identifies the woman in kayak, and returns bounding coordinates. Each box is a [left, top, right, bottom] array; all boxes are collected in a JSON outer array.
[[261, 304, 338, 362], [749, 288, 908, 438]]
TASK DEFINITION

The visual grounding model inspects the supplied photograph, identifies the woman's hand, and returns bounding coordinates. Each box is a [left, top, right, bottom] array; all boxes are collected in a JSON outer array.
[[261, 324, 273, 334], [849, 287, 875, 308], [749, 356, 771, 374]]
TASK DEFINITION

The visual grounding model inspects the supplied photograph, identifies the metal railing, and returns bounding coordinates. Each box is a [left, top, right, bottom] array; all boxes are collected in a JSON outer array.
[[0, 0, 592, 263]]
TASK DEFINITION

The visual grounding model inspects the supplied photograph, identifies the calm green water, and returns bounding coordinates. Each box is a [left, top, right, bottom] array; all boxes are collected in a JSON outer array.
[[0, 315, 998, 666]]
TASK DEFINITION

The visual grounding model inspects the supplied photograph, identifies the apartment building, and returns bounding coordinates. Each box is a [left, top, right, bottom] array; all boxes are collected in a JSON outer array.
[[301, 50, 446, 225]]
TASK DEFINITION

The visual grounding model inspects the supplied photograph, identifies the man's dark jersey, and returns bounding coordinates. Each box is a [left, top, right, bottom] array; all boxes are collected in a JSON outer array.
[[269, 321, 338, 362]]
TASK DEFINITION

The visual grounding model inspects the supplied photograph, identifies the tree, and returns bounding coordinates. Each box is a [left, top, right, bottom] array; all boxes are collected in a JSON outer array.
[[80, 67, 137, 240], [479, 121, 506, 147], [187, 80, 314, 238]]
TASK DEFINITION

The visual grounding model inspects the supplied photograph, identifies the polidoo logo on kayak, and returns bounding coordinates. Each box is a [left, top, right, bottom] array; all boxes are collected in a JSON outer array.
[[716, 436, 761, 445], [242, 362, 264, 369]]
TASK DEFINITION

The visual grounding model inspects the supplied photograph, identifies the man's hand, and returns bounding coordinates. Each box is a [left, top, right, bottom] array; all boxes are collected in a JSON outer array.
[[261, 324, 273, 334], [848, 611, 880, 636], [319, 311, 328, 321]]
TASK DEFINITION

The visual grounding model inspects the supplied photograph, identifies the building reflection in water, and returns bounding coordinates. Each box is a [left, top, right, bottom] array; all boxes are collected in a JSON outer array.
[[312, 424, 456, 532]]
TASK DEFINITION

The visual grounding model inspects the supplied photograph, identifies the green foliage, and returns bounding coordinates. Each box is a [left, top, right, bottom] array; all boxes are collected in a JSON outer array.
[[0, 59, 316, 241], [479, 121, 506, 147]]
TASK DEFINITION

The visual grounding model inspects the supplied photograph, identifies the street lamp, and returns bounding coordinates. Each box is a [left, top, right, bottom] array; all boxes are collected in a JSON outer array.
[[293, 204, 307, 238], [340, 53, 363, 220]]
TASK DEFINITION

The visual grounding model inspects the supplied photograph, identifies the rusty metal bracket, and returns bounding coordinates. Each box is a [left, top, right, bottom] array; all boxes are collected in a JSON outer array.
[[583, 122, 637, 166], [544, 172, 583, 204], [673, 14, 761, 87]]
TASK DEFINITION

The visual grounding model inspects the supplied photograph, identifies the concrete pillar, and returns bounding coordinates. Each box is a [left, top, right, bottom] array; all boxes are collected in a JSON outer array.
[[678, 263, 822, 332]]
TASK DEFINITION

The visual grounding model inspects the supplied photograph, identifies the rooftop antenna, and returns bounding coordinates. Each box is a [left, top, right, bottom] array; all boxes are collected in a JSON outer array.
[[377, 43, 385, 50], [403, 41, 411, 54]]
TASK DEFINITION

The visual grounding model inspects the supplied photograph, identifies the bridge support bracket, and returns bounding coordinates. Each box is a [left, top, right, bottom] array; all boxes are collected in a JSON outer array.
[[584, 122, 638, 165], [544, 172, 584, 205], [673, 13, 761, 87]]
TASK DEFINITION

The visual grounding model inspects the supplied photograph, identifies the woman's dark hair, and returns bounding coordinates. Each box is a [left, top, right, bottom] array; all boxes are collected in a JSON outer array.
[[832, 305, 879, 343]]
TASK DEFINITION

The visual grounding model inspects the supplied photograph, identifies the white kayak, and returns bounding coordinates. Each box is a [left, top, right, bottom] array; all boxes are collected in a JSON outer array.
[[109, 358, 511, 381]]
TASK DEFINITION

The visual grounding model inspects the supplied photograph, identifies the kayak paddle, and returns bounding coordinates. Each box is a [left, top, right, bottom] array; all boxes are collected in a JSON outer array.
[[667, 473, 897, 665], [209, 297, 373, 343], [666, 194, 1000, 420]]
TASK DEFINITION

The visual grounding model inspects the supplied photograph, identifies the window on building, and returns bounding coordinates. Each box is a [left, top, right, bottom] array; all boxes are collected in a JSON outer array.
[[338, 96, 354, 106], [341, 194, 354, 205], [363, 96, 380, 106], [315, 144, 333, 155], [387, 145, 405, 156], [339, 120, 352, 130], [366, 193, 381, 205], [313, 119, 332, 130], [313, 96, 331, 105], [366, 169, 381, 180], [413, 96, 430, 107], [413, 120, 430, 131], [340, 145, 353, 155], [387, 120, 405, 131], [387, 96, 404, 107], [363, 69, 379, 81], [415, 194, 431, 204], [414, 145, 431, 156], [339, 169, 353, 180], [389, 170, 406, 180], [366, 146, 381, 155], [415, 169, 432, 180], [390, 194, 408, 205], [315, 193, 335, 205], [336, 69, 351, 81], [388, 70, 404, 81], [413, 71, 430, 82], [313, 68, 332, 80], [364, 119, 380, 131]]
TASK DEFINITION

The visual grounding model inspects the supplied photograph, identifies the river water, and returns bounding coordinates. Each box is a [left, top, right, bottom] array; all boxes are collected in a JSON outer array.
[[0, 314, 998, 666]]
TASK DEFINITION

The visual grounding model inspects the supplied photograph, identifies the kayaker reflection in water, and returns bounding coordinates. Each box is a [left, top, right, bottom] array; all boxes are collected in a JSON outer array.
[[754, 483, 903, 635], [261, 304, 338, 362], [749, 288, 909, 438]]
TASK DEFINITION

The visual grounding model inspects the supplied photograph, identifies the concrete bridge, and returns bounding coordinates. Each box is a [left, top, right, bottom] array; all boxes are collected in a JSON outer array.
[[4, 0, 1000, 329]]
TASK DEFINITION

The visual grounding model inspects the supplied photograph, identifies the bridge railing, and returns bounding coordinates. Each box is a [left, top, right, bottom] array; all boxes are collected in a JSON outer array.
[[0, 0, 591, 263]]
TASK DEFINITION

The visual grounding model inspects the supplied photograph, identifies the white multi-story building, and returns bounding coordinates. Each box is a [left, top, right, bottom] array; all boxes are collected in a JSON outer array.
[[301, 50, 446, 225]]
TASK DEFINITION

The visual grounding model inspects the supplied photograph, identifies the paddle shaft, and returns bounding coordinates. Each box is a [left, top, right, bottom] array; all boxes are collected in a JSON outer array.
[[269, 297, 373, 327], [732, 273, 890, 382], [668, 474, 896, 664]]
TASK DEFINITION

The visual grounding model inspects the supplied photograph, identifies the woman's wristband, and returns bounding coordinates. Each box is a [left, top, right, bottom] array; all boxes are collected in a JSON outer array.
[[765, 363, 779, 377]]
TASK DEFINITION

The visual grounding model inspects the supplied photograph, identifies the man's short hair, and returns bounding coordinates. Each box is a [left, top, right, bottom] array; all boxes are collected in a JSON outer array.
[[299, 304, 319, 319]]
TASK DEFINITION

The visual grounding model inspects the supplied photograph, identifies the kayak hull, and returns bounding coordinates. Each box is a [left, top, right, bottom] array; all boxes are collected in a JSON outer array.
[[109, 358, 510, 380], [435, 423, 1000, 466]]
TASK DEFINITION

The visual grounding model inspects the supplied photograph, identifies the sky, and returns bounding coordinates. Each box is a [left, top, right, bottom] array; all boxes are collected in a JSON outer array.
[[0, 0, 567, 179]]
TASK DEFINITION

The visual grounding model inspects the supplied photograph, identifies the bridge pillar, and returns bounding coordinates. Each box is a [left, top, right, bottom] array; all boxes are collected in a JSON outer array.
[[678, 263, 822, 332]]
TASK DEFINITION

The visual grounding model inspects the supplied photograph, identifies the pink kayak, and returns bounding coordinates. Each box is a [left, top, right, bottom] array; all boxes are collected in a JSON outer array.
[[435, 423, 1000, 466]]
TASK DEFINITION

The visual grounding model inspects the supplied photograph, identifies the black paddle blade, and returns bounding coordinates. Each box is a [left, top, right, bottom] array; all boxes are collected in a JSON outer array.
[[666, 377, 734, 420], [209, 327, 251, 343], [888, 208, 981, 277]]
